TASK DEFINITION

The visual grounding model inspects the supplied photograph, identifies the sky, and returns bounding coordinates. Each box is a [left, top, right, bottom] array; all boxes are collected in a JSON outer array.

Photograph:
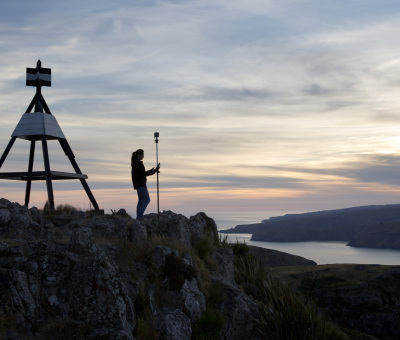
[[1, 0, 400, 228]]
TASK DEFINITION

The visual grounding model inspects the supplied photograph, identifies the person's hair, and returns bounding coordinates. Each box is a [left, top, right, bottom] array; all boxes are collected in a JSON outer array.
[[131, 149, 144, 166]]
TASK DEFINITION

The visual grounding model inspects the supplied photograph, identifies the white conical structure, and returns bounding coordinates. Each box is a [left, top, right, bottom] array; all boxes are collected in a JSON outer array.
[[12, 112, 65, 140]]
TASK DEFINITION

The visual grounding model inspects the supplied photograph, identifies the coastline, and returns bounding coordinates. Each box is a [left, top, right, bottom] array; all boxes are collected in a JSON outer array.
[[221, 232, 400, 265]]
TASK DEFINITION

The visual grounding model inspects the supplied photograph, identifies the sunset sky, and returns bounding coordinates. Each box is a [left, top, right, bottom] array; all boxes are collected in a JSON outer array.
[[1, 1, 400, 228]]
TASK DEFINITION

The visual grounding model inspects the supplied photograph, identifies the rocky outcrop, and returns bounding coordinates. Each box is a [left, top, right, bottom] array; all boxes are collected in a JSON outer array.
[[0, 198, 261, 339]]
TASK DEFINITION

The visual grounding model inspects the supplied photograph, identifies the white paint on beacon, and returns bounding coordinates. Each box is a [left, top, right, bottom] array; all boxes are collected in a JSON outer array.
[[12, 112, 65, 140]]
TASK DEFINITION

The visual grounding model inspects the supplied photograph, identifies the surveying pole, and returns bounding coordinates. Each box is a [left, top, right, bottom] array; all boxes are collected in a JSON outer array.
[[154, 132, 160, 218]]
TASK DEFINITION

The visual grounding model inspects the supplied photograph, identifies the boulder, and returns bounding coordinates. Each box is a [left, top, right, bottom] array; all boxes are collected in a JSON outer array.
[[211, 247, 235, 286], [68, 227, 97, 255], [171, 278, 206, 320], [217, 286, 261, 340], [130, 220, 148, 243], [152, 246, 179, 270], [156, 307, 192, 340], [84, 215, 129, 240], [0, 205, 11, 226]]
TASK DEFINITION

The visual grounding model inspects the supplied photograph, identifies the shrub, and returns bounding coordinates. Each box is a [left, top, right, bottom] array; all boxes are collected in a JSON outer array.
[[192, 307, 225, 340]]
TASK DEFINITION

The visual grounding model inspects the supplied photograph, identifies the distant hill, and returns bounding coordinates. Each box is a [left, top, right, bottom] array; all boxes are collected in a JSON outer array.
[[247, 245, 316, 267], [221, 204, 400, 249], [348, 221, 400, 249]]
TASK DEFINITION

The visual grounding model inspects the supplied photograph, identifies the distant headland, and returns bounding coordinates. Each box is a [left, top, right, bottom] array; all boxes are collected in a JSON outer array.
[[220, 204, 400, 250]]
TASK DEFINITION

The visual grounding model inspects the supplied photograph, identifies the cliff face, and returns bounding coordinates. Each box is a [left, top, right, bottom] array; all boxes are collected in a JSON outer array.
[[0, 198, 261, 340]]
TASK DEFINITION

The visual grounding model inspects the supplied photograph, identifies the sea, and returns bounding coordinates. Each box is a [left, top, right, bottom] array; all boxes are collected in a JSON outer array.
[[211, 211, 400, 266]]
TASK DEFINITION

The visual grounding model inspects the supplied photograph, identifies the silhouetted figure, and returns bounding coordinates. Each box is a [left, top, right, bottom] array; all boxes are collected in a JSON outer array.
[[131, 149, 160, 219]]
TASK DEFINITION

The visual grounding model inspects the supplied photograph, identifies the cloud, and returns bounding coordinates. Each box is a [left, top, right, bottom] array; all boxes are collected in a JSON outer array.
[[2, 0, 400, 222]]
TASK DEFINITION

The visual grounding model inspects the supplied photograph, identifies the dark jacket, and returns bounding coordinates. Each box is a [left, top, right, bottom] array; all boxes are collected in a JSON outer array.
[[131, 159, 155, 189]]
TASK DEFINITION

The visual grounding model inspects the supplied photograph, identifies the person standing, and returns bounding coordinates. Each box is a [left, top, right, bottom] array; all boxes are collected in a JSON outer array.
[[131, 149, 160, 219]]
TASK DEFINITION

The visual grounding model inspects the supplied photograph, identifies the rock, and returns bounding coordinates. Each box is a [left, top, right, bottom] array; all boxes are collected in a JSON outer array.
[[150, 211, 192, 247], [48, 294, 59, 306], [130, 220, 147, 243], [171, 278, 206, 320], [0, 241, 8, 255], [117, 208, 128, 216], [181, 252, 193, 266], [63, 252, 136, 336], [29, 207, 42, 225], [0, 268, 43, 332], [50, 215, 73, 227], [84, 215, 129, 240], [68, 227, 97, 255], [152, 246, 179, 270], [211, 247, 235, 285], [217, 286, 261, 340], [156, 307, 192, 340], [189, 212, 219, 244], [0, 206, 11, 226]]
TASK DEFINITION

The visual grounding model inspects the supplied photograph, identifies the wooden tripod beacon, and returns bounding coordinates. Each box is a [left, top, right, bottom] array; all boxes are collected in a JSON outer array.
[[0, 60, 99, 211]]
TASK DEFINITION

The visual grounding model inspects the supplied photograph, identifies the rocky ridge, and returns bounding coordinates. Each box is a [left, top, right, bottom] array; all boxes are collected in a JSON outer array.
[[0, 198, 261, 339]]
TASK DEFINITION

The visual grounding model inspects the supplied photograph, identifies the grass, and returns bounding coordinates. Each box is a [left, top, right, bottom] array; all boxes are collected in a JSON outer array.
[[205, 280, 225, 307], [232, 241, 349, 340], [0, 309, 16, 339], [273, 264, 400, 339], [257, 274, 348, 340], [134, 283, 159, 340], [195, 236, 214, 259], [42, 201, 81, 215], [39, 317, 86, 340], [191, 306, 225, 340], [135, 311, 159, 340]]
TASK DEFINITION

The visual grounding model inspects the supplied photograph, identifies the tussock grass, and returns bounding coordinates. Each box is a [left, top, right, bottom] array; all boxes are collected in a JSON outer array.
[[192, 306, 225, 340], [257, 274, 348, 340], [42, 201, 80, 215], [217, 233, 229, 247], [232, 241, 348, 340], [136, 311, 159, 340], [0, 308, 16, 338], [195, 237, 214, 259], [206, 280, 225, 307], [39, 317, 85, 340], [134, 283, 159, 340]]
